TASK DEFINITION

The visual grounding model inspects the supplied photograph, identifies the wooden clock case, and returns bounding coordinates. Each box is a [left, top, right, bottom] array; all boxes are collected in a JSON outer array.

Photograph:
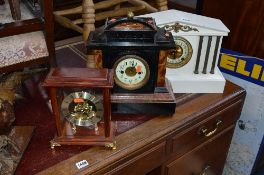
[[42, 68, 116, 148], [87, 14, 177, 115]]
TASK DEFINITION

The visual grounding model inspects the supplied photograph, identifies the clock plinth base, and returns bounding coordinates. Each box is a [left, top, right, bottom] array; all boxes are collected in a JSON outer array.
[[50, 122, 115, 148], [50, 137, 115, 148], [112, 102, 176, 116], [167, 68, 226, 93], [111, 79, 176, 116]]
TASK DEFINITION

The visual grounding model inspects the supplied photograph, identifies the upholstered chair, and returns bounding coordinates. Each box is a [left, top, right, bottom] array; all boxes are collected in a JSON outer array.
[[0, 0, 56, 73]]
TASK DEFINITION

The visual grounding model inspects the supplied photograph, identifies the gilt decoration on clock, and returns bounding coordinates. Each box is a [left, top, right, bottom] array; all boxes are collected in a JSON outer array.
[[163, 22, 199, 33]]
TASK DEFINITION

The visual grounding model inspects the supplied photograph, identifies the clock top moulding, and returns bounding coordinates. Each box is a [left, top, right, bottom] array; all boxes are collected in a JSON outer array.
[[43, 67, 114, 88], [140, 9, 230, 35]]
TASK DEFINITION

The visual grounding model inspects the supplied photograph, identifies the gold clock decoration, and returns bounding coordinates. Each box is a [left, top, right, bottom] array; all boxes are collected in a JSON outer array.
[[113, 55, 150, 90], [166, 36, 193, 68], [163, 22, 199, 33], [61, 91, 103, 127]]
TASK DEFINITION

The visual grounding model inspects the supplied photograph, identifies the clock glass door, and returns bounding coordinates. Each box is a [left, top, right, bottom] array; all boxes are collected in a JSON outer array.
[[58, 88, 105, 137]]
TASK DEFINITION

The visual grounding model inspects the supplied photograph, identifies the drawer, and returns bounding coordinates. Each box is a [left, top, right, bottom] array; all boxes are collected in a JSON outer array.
[[165, 126, 235, 175], [171, 99, 243, 158], [108, 142, 166, 175]]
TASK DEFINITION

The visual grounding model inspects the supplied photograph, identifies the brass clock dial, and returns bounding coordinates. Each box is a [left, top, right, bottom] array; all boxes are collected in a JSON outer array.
[[166, 36, 193, 68], [61, 91, 103, 127], [113, 55, 150, 90]]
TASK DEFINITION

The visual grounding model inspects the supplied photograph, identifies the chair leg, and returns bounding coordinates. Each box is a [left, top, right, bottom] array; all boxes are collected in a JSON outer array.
[[83, 0, 96, 68], [82, 0, 95, 43], [129, 0, 158, 12], [8, 0, 21, 20], [154, 0, 168, 11]]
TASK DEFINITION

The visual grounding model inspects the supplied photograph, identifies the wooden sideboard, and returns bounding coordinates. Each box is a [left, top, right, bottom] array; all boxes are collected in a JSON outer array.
[[36, 81, 245, 175]]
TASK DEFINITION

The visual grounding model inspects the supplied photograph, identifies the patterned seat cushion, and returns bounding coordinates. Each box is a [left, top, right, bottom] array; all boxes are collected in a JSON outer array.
[[0, 31, 49, 68]]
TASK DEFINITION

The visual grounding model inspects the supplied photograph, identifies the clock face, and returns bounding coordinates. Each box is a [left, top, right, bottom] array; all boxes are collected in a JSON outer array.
[[166, 36, 193, 68], [113, 55, 150, 90], [61, 91, 103, 127]]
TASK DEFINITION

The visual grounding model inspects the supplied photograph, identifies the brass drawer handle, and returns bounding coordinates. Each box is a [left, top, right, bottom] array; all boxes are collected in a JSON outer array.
[[199, 120, 222, 137]]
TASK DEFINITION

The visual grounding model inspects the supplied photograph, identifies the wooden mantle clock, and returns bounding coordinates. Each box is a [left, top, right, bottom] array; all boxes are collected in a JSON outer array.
[[42, 68, 116, 149]]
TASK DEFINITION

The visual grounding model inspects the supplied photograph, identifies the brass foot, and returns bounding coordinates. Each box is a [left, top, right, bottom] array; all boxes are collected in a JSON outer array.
[[50, 140, 61, 149], [72, 124, 76, 134], [95, 123, 99, 132], [105, 141, 117, 150]]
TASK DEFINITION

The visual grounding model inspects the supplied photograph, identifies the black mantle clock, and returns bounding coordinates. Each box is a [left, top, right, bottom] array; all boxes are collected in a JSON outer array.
[[86, 12, 176, 115], [87, 12, 175, 94]]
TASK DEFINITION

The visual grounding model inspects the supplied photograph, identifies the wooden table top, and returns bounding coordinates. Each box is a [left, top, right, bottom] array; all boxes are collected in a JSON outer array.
[[12, 40, 245, 175], [13, 72, 244, 175]]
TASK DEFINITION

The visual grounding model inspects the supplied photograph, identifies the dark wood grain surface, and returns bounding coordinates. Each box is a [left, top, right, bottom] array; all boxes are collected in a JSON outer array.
[[35, 81, 244, 175], [201, 0, 264, 59], [13, 70, 245, 175], [165, 126, 234, 175]]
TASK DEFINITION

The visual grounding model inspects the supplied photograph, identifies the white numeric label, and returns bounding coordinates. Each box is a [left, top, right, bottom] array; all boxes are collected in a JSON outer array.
[[76, 160, 89, 169]]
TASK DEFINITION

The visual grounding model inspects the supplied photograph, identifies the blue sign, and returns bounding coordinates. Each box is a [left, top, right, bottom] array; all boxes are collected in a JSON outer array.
[[218, 48, 264, 87]]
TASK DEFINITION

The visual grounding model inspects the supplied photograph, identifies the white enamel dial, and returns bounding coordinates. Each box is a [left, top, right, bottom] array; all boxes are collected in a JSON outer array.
[[113, 55, 150, 90], [166, 36, 193, 68]]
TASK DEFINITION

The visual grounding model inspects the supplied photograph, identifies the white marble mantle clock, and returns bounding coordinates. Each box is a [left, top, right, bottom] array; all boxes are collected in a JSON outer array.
[[141, 10, 230, 93]]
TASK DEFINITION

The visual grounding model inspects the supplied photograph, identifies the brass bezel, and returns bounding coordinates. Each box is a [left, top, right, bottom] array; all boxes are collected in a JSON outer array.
[[113, 55, 150, 90], [61, 91, 103, 127], [166, 36, 193, 68]]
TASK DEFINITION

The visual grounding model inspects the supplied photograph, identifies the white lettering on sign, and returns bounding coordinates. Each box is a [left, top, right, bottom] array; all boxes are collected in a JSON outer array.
[[75, 160, 89, 169]]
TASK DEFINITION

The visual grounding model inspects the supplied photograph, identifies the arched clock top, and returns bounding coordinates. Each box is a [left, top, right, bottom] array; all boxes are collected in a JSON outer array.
[[105, 17, 157, 31], [87, 15, 175, 49]]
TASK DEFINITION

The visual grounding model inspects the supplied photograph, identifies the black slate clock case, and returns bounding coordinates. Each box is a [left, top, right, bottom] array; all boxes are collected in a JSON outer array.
[[87, 15, 175, 93]]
